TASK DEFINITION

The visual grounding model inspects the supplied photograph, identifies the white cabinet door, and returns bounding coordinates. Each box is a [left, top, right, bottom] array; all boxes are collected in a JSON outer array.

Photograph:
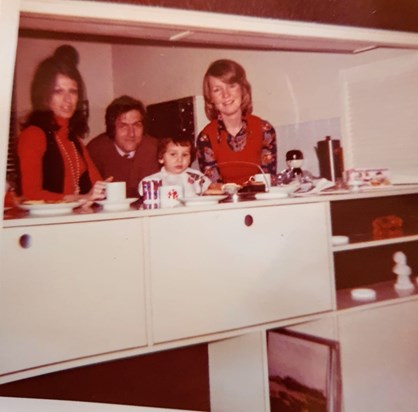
[[0, 219, 147, 375], [338, 301, 418, 412], [149, 203, 333, 342]]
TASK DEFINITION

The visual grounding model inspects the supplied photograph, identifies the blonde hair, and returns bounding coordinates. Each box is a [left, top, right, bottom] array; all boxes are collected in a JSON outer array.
[[203, 59, 252, 120]]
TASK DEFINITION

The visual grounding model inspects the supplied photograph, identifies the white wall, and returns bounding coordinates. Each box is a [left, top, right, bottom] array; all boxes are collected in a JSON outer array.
[[14, 37, 412, 172], [111, 44, 410, 172], [112, 44, 409, 124]]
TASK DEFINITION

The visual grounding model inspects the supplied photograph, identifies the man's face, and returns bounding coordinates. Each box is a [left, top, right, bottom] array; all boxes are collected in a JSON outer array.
[[114, 109, 144, 153]]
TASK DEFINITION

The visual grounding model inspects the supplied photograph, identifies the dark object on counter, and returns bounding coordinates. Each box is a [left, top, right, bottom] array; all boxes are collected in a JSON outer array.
[[239, 181, 266, 193], [286, 149, 303, 161], [316, 136, 344, 182], [372, 215, 404, 240], [285, 149, 304, 178], [277, 149, 307, 185]]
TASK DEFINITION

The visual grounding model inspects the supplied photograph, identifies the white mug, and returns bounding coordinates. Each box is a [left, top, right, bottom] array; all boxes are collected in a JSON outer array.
[[250, 173, 271, 188], [106, 182, 126, 202], [159, 185, 183, 208]]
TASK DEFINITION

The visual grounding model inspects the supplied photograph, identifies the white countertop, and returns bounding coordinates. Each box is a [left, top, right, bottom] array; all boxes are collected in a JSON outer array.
[[0, 396, 196, 412], [3, 184, 418, 228], [0, 397, 195, 411]]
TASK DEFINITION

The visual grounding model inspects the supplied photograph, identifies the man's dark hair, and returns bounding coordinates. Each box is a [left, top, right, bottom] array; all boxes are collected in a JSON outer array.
[[105, 95, 147, 139]]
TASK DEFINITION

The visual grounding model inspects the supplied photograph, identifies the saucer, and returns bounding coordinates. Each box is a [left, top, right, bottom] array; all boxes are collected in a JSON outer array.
[[18, 201, 81, 216], [179, 195, 227, 206], [96, 198, 137, 212], [351, 288, 377, 301], [255, 192, 288, 200]]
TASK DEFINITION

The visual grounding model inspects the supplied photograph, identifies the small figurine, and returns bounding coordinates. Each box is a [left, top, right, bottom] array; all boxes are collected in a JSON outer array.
[[277, 150, 313, 185], [286, 150, 304, 177], [393, 251, 415, 292]]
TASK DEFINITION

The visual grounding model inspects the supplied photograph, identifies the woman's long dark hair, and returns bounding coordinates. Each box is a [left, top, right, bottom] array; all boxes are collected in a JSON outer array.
[[22, 44, 89, 146]]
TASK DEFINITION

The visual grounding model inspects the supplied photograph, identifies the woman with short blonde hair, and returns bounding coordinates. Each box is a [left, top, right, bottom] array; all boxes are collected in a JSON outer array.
[[197, 59, 277, 184]]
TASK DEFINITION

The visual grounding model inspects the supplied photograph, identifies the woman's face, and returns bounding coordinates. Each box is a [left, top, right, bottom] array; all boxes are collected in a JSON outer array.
[[208, 75, 242, 118], [49, 74, 79, 119], [160, 142, 191, 174]]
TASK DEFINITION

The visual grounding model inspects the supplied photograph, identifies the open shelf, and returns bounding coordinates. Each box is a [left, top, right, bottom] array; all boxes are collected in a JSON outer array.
[[333, 239, 418, 290], [337, 279, 418, 310]]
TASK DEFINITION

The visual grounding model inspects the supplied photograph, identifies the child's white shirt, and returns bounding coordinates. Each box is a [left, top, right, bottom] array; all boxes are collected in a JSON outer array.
[[138, 167, 211, 197]]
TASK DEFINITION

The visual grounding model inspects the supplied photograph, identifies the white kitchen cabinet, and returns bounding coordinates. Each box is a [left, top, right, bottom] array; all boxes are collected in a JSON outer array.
[[0, 218, 147, 376], [208, 316, 341, 412], [209, 300, 418, 412], [209, 331, 269, 412], [148, 202, 334, 342], [337, 301, 418, 412]]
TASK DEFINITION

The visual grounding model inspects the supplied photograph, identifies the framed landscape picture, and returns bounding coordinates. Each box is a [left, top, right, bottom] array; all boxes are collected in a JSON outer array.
[[268, 328, 342, 412]]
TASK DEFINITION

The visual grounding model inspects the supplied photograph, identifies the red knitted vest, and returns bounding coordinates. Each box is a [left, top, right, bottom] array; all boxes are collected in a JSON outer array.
[[203, 114, 264, 184]]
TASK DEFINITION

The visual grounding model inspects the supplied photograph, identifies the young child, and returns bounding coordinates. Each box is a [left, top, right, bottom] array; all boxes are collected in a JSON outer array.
[[139, 136, 214, 198]]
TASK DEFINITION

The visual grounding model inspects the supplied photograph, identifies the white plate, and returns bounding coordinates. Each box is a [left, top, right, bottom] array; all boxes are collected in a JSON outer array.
[[96, 198, 137, 212], [269, 185, 298, 195], [351, 288, 377, 301], [255, 192, 288, 200], [19, 201, 81, 216], [179, 195, 227, 206], [332, 235, 349, 246]]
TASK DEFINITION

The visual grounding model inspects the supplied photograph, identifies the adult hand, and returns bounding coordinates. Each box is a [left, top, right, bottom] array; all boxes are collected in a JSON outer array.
[[88, 177, 113, 201], [65, 176, 114, 207]]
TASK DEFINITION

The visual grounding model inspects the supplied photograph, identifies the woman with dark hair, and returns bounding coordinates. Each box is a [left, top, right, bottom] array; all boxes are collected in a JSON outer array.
[[196, 59, 277, 185], [17, 44, 106, 202]]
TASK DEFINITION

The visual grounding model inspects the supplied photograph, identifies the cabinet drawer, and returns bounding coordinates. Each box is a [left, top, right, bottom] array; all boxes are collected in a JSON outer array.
[[149, 203, 333, 342], [0, 219, 147, 376]]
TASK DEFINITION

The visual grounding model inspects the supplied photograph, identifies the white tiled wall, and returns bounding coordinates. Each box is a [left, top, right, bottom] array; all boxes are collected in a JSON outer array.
[[276, 117, 341, 177]]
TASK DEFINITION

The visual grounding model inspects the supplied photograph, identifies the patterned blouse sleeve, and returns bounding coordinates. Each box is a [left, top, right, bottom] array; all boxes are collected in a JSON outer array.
[[260, 120, 277, 175], [196, 130, 223, 183]]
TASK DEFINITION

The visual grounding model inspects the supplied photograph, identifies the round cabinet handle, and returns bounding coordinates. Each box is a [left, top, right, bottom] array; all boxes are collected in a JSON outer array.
[[19, 234, 32, 249], [244, 214, 253, 227]]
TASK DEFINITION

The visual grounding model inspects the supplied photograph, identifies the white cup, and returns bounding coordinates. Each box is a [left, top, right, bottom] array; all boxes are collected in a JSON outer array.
[[106, 182, 126, 202], [250, 173, 271, 188], [159, 185, 183, 208]]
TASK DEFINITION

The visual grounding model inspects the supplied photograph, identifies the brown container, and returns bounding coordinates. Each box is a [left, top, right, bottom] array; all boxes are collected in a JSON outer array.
[[316, 136, 344, 181]]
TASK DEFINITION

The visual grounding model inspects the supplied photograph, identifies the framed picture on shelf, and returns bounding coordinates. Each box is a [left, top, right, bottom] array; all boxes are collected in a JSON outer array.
[[267, 328, 342, 412]]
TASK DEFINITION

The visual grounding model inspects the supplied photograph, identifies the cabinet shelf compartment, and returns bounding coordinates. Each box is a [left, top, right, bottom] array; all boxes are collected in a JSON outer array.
[[330, 193, 418, 248], [334, 240, 418, 289], [209, 321, 342, 412], [334, 240, 418, 309], [267, 328, 342, 412]]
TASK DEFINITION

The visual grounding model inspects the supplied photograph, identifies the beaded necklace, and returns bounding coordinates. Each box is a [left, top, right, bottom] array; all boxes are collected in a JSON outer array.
[[56, 134, 80, 195]]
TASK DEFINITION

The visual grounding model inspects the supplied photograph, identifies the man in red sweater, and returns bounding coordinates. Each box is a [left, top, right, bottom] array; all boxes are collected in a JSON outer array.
[[87, 95, 160, 198]]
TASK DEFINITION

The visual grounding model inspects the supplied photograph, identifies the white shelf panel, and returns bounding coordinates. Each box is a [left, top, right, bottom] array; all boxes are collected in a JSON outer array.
[[333, 234, 418, 252], [337, 279, 418, 310]]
